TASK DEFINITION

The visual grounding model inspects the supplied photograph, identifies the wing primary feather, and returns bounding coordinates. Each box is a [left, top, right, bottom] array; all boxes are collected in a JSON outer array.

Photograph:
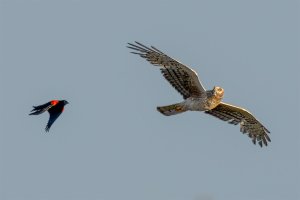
[[131, 42, 166, 56], [252, 135, 258, 144], [262, 137, 268, 146], [264, 127, 271, 134], [264, 132, 271, 142], [130, 51, 144, 56], [127, 45, 147, 52], [134, 41, 155, 51], [127, 42, 152, 53], [151, 46, 165, 54]]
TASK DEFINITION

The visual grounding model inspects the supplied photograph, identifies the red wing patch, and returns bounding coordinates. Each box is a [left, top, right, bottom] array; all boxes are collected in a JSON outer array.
[[51, 100, 59, 106]]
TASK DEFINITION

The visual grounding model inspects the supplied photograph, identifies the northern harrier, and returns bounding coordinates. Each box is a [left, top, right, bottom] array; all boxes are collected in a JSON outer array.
[[30, 100, 69, 132], [127, 42, 271, 147]]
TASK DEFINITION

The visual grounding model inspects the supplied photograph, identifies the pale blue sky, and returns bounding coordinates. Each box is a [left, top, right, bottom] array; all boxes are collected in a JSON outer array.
[[0, 0, 299, 200]]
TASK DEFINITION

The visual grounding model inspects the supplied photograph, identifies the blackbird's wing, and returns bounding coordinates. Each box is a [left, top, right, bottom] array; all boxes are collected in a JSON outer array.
[[45, 111, 62, 132], [29, 102, 53, 115]]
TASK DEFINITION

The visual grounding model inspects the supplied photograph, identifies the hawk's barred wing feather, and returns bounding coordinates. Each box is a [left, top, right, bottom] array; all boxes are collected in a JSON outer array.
[[205, 102, 271, 147], [128, 42, 206, 99]]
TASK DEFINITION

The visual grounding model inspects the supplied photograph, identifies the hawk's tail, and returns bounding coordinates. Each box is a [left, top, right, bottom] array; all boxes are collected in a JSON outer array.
[[157, 103, 187, 116]]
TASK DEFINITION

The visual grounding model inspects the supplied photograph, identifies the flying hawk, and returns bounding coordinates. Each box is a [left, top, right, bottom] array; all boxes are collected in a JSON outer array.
[[127, 41, 271, 147]]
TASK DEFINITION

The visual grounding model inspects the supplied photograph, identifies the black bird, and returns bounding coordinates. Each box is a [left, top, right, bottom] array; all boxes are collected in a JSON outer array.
[[29, 100, 69, 132]]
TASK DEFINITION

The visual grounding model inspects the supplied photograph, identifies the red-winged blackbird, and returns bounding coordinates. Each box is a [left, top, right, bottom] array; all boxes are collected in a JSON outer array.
[[29, 100, 69, 132]]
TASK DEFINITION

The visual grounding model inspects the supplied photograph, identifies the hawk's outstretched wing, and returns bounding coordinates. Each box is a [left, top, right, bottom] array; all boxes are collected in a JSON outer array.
[[205, 102, 271, 147], [127, 42, 206, 99]]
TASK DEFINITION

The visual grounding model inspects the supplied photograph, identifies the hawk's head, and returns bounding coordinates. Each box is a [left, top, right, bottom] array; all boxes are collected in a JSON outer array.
[[213, 86, 224, 100]]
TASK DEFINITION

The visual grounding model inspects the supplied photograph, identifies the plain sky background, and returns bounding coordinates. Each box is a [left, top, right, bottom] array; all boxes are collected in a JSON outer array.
[[1, 0, 299, 200]]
